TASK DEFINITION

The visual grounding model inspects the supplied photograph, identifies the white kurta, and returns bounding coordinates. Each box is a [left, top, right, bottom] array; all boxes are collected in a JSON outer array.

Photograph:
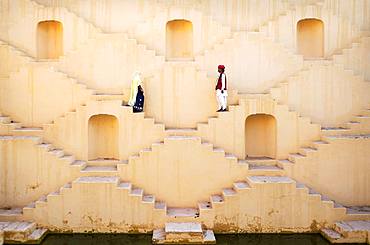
[[216, 73, 228, 110]]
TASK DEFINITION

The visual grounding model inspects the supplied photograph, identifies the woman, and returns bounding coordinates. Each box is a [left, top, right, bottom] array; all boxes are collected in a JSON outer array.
[[133, 85, 144, 113], [128, 71, 143, 107], [128, 71, 144, 113]]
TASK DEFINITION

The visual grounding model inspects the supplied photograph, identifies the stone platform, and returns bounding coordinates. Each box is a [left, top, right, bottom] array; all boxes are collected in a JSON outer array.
[[152, 222, 216, 244], [321, 220, 370, 244], [0, 221, 47, 244]]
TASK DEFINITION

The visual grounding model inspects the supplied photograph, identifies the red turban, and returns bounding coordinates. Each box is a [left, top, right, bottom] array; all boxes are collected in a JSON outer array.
[[218, 65, 225, 70]]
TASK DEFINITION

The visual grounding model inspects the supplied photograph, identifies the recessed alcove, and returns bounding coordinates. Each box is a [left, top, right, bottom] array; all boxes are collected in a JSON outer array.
[[37, 20, 63, 59], [297, 18, 324, 58], [88, 114, 119, 160], [166, 19, 193, 61], [245, 114, 277, 158]]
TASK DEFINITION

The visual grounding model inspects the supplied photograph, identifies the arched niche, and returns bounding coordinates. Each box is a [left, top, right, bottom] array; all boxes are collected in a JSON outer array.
[[37, 20, 63, 59], [297, 18, 324, 58], [245, 114, 277, 158], [166, 19, 193, 60], [88, 114, 119, 160]]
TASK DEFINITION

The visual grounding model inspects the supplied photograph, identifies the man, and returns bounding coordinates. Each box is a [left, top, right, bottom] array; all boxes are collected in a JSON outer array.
[[215, 65, 228, 112]]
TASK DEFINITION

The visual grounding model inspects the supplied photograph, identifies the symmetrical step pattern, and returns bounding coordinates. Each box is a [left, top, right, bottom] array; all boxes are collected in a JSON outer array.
[[16, 174, 370, 234]]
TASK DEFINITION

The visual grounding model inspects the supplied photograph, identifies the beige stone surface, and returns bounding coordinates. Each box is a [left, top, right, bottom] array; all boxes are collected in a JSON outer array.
[[0, 0, 369, 242], [118, 136, 249, 207], [22, 174, 370, 233], [283, 135, 370, 206]]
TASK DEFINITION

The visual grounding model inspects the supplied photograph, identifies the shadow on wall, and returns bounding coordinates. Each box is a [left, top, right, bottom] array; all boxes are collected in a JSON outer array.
[[245, 114, 276, 159], [297, 18, 324, 58], [88, 114, 119, 160]]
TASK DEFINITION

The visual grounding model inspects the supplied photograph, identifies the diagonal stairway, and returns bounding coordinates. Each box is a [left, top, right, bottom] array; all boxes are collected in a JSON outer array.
[[4, 174, 367, 233]]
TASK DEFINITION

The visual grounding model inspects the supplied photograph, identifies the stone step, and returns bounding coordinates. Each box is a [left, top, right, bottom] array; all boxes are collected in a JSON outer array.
[[129, 188, 144, 197], [277, 159, 294, 168], [323, 134, 370, 142], [154, 201, 167, 211], [248, 164, 284, 176], [47, 148, 64, 158], [288, 153, 305, 163], [320, 228, 342, 243], [90, 93, 124, 101], [246, 176, 294, 187], [334, 220, 370, 242], [74, 176, 119, 185], [298, 147, 318, 156], [0, 221, 36, 243], [321, 220, 370, 244], [165, 222, 202, 233], [142, 195, 155, 204], [70, 160, 87, 169], [152, 222, 216, 244], [244, 157, 277, 166], [87, 158, 125, 166], [12, 127, 43, 137], [222, 188, 236, 198], [164, 136, 201, 143], [346, 206, 370, 215], [80, 166, 118, 176], [0, 208, 22, 222], [198, 202, 212, 211], [117, 181, 132, 191], [310, 140, 329, 149], [165, 128, 197, 136], [36, 143, 54, 151], [0, 116, 11, 124], [210, 195, 224, 205], [233, 181, 251, 192], [321, 127, 351, 136], [166, 208, 199, 218], [224, 153, 237, 160], [27, 228, 48, 243]]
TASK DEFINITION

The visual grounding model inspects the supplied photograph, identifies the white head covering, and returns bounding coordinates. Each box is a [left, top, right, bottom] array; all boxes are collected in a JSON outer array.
[[128, 71, 143, 106]]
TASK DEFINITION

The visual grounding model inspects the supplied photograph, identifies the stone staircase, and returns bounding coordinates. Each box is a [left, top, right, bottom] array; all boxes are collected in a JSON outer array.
[[128, 2, 233, 56], [1, 3, 367, 132], [268, 60, 370, 127], [0, 0, 103, 63], [193, 92, 321, 159], [321, 220, 370, 244], [195, 31, 304, 91], [258, 0, 366, 60], [32, 0, 233, 57], [0, 1, 369, 243], [0, 221, 47, 244], [278, 134, 370, 169], [10, 174, 368, 234]]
